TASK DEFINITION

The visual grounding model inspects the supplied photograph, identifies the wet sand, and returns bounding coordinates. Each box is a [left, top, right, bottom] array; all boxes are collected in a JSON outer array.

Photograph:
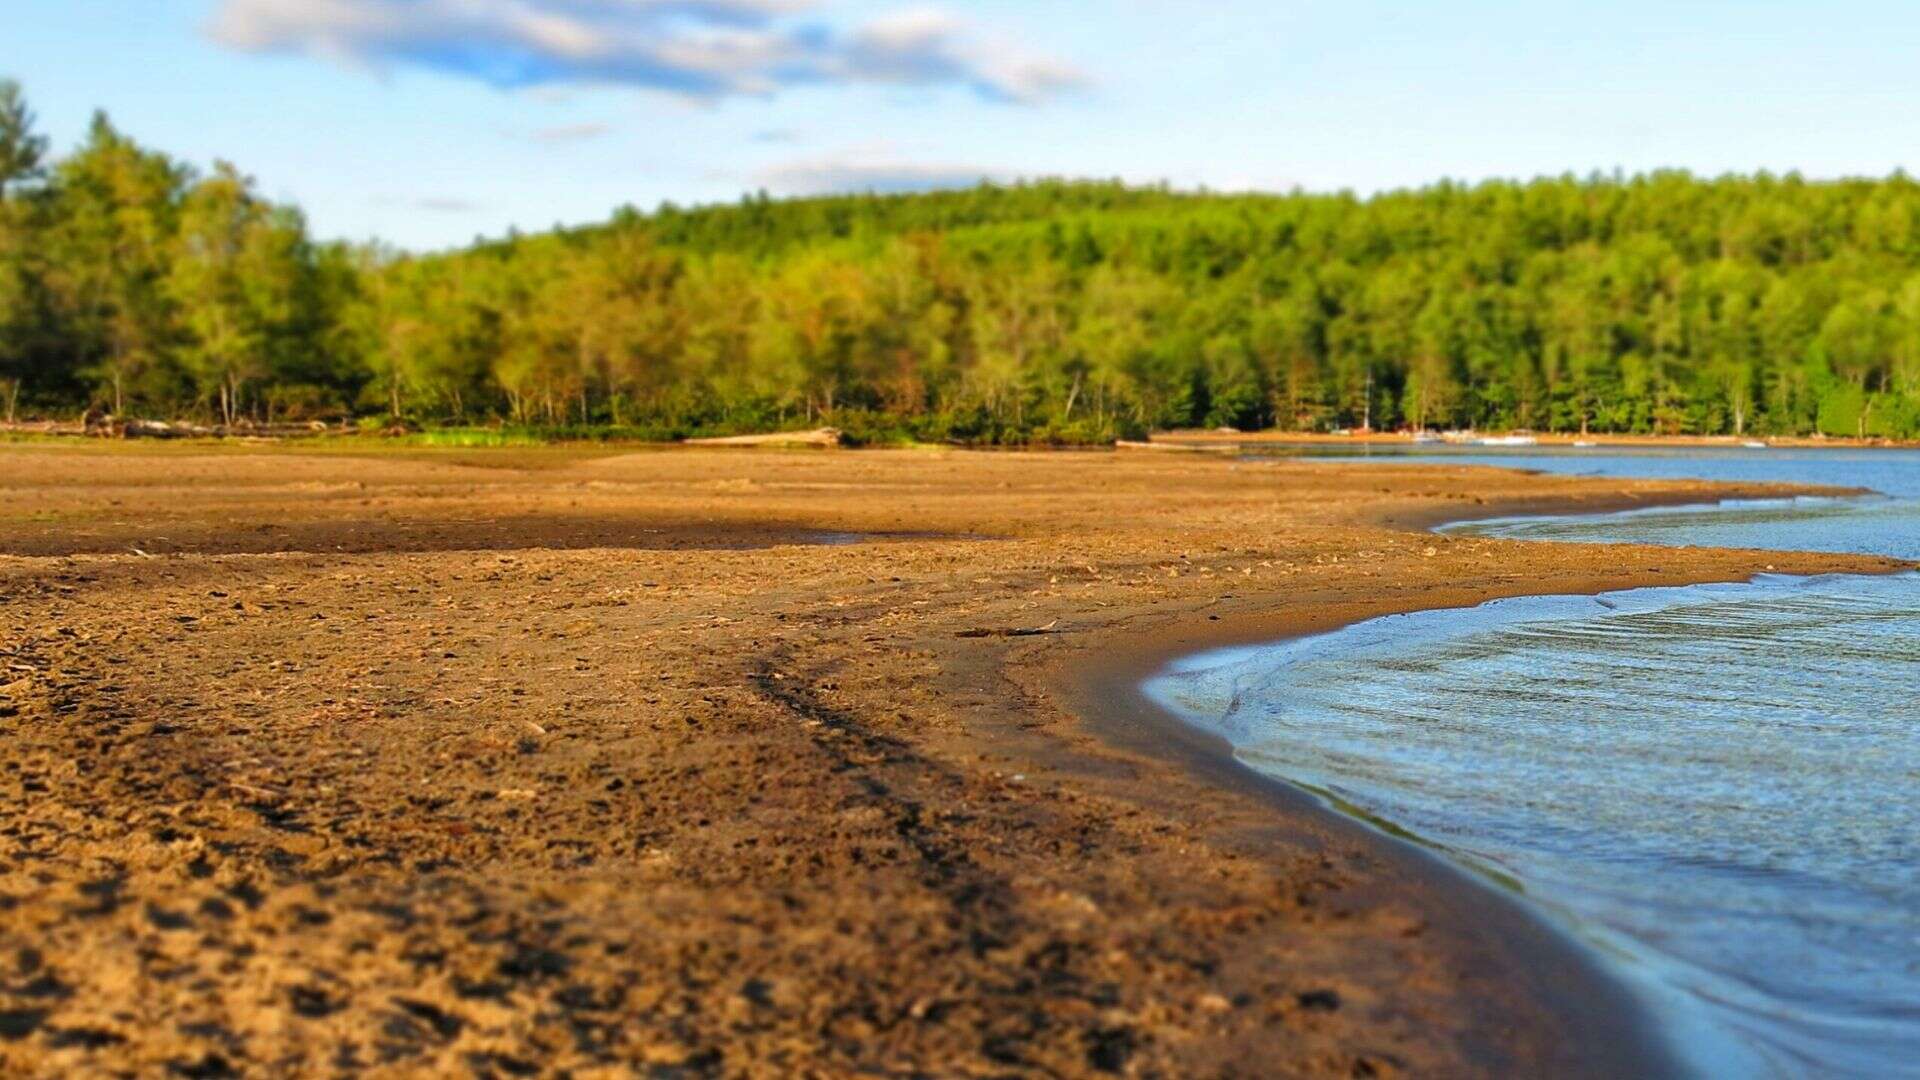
[[0, 443, 1903, 1077]]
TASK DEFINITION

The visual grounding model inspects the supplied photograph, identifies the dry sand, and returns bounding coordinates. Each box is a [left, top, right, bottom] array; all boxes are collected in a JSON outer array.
[[0, 443, 1902, 1077]]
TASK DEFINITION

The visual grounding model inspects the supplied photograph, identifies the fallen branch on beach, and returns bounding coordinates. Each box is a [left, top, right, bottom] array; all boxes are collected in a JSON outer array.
[[955, 620, 1063, 638], [684, 427, 842, 448], [1115, 439, 1235, 454]]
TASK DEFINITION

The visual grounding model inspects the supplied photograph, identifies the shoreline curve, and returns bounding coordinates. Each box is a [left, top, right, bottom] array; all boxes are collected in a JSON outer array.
[[1052, 484, 1914, 1078]]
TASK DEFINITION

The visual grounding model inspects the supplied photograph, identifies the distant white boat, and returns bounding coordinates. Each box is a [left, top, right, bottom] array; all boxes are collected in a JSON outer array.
[[1475, 435, 1539, 447], [1411, 431, 1443, 444], [1743, 440, 1769, 449], [1573, 440, 1599, 448]]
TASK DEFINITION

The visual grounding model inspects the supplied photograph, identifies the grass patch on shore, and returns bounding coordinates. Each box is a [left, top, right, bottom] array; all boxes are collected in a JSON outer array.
[[389, 428, 555, 448]]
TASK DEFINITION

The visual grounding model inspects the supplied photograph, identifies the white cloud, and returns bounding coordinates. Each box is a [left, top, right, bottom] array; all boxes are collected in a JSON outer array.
[[207, 0, 1083, 103], [528, 121, 613, 142], [754, 153, 1016, 196], [846, 7, 1082, 104], [373, 193, 485, 212]]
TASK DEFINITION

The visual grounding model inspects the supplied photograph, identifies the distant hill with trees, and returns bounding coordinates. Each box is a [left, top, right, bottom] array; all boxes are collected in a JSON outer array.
[[4, 79, 1920, 442]]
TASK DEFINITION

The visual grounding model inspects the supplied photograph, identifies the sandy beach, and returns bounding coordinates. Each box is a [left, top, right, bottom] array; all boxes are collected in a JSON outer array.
[[0, 443, 1903, 1077]]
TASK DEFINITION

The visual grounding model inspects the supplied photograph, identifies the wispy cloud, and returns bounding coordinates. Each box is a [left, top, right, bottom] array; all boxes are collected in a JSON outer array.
[[846, 8, 1083, 105], [374, 194, 484, 213], [207, 0, 1084, 104], [755, 154, 1016, 196], [528, 121, 613, 143]]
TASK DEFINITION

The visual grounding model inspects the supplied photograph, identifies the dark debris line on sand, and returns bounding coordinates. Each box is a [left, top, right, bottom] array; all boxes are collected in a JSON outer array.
[[748, 654, 1161, 1074]]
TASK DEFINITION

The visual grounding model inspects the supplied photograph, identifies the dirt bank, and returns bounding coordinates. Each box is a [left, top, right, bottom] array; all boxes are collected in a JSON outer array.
[[0, 444, 1901, 1077]]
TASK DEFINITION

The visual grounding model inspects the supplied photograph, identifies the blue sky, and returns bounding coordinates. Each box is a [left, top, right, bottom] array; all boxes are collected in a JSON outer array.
[[10, 0, 1920, 250]]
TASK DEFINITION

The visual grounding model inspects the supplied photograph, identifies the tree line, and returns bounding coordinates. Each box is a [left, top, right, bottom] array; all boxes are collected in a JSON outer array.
[[5, 79, 1920, 442]]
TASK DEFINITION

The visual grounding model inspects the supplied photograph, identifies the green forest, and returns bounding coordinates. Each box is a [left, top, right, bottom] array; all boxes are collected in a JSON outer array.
[[5, 79, 1920, 442]]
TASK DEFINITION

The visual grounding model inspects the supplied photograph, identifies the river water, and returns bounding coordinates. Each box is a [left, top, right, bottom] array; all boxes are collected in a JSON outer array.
[[1144, 447, 1920, 1077]]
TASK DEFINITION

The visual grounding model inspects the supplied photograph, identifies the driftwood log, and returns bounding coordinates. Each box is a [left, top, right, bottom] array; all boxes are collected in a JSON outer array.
[[683, 427, 842, 448]]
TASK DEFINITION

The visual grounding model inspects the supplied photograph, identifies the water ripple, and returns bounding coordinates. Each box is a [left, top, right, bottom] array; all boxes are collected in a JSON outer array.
[[1150, 448, 1920, 1078]]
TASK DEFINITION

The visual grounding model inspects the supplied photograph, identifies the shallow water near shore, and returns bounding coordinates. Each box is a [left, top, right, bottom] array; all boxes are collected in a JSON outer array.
[[1425, 446, 1920, 561], [1154, 448, 1920, 1077]]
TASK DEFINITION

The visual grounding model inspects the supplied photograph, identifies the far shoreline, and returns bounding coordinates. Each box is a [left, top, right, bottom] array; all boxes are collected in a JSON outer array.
[[8, 419, 1920, 454], [1151, 428, 1920, 451]]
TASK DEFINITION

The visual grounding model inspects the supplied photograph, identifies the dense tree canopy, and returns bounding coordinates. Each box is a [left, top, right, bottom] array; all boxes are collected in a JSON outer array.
[[5, 80, 1920, 440]]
